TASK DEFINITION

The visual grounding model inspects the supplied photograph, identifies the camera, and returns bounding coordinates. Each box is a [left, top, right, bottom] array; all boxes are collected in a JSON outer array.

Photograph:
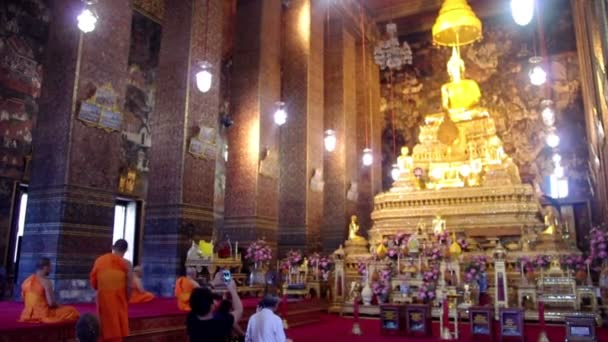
[[222, 270, 232, 283]]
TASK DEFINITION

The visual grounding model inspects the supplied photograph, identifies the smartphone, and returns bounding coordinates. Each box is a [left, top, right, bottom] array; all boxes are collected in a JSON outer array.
[[223, 270, 232, 283]]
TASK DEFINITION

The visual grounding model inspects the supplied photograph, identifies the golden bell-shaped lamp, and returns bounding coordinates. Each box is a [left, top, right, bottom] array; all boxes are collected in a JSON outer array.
[[432, 0, 482, 47]]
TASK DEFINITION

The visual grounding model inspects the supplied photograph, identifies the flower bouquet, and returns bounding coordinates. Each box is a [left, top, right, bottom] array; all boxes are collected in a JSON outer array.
[[464, 256, 488, 282], [245, 239, 273, 265], [588, 226, 608, 268], [417, 263, 439, 303], [372, 269, 392, 303]]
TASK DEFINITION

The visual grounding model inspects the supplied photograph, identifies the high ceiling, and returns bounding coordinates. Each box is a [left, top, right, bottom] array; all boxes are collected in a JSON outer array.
[[362, 0, 509, 36]]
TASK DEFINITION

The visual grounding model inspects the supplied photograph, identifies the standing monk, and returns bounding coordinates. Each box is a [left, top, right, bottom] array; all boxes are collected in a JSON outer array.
[[129, 265, 155, 304], [175, 267, 200, 311], [19, 257, 80, 323], [90, 239, 132, 342]]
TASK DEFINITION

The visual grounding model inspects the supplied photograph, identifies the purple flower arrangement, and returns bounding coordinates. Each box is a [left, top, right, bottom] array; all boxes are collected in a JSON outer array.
[[587, 227, 608, 266], [464, 256, 488, 282], [372, 269, 392, 297], [417, 263, 439, 301], [561, 254, 585, 271], [394, 233, 409, 247], [285, 250, 303, 267], [387, 246, 399, 260], [533, 255, 551, 269], [457, 237, 469, 250], [245, 239, 273, 264], [308, 252, 321, 267], [425, 245, 442, 261], [356, 260, 367, 276]]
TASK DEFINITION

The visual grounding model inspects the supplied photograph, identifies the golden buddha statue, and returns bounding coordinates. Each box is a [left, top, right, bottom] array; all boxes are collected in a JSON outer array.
[[348, 215, 365, 241], [542, 206, 560, 235], [441, 47, 481, 119], [397, 146, 414, 172]]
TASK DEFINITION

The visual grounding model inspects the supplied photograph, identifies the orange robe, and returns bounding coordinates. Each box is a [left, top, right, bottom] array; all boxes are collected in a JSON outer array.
[[18, 274, 80, 323], [175, 276, 196, 311], [129, 278, 155, 304], [90, 253, 129, 341]]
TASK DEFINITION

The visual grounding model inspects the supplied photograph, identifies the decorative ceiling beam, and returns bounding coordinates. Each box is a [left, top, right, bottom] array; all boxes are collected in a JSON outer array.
[[371, 0, 444, 22]]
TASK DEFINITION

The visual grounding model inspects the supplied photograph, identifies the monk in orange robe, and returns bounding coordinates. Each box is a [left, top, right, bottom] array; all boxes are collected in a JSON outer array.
[[175, 267, 200, 311], [129, 265, 155, 304], [90, 239, 132, 342], [19, 257, 80, 323]]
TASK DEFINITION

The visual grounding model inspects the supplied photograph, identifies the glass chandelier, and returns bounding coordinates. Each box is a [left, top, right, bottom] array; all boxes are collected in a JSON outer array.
[[374, 23, 413, 70]]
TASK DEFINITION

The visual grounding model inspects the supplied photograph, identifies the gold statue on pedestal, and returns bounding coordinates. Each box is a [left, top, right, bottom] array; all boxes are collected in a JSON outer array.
[[348, 215, 364, 241], [542, 206, 559, 235], [441, 47, 481, 117]]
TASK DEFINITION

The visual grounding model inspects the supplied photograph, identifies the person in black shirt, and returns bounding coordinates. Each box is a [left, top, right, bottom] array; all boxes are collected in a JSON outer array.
[[187, 280, 243, 342]]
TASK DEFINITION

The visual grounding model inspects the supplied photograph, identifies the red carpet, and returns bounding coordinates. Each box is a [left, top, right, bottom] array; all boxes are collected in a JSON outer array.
[[287, 315, 608, 342], [0, 297, 261, 331]]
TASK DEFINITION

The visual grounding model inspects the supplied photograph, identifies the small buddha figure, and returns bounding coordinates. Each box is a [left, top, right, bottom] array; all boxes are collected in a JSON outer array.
[[348, 215, 364, 241], [397, 146, 414, 172], [333, 244, 345, 259], [542, 206, 560, 235], [441, 47, 481, 114], [432, 215, 446, 235]]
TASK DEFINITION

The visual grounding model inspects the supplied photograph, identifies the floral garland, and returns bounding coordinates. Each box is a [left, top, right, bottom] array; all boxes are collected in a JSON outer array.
[[561, 254, 585, 271], [356, 260, 368, 276], [245, 239, 272, 264], [282, 250, 303, 269], [587, 226, 608, 266], [372, 269, 392, 298], [417, 263, 439, 301], [464, 256, 488, 282], [533, 255, 551, 269]]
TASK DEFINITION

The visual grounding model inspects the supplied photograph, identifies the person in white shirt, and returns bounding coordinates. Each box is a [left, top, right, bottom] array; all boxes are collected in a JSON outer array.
[[245, 295, 291, 342]]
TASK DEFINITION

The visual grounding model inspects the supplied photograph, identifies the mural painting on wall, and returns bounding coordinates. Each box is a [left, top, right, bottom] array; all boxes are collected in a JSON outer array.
[[0, 0, 49, 181], [381, 0, 589, 200], [120, 11, 161, 197]]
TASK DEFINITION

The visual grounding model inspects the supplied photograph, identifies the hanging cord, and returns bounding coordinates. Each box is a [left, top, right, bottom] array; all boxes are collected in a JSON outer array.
[[535, 0, 551, 100], [390, 71, 396, 158], [360, 5, 369, 148], [203, 0, 210, 58]]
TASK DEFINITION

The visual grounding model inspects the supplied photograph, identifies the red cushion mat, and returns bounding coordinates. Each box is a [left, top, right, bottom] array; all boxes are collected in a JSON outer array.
[[0, 296, 261, 331]]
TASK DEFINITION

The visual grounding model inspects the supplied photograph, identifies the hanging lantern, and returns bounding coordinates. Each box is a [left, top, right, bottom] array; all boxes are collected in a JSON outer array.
[[77, 1, 98, 33], [362, 148, 373, 166], [195, 61, 213, 93], [324, 130, 337, 152], [273, 101, 287, 126], [540, 100, 555, 126], [554, 165, 565, 178], [552, 153, 561, 164], [528, 56, 546, 86], [545, 131, 560, 148], [390, 164, 401, 181], [511, 0, 535, 26], [432, 0, 482, 47]]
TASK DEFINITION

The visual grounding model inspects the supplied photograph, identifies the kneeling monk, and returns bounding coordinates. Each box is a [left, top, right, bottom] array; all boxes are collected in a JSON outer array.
[[175, 267, 200, 311], [129, 266, 155, 304], [19, 257, 80, 323]]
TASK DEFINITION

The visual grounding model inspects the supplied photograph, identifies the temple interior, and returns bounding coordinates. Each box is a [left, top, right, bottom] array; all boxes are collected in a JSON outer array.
[[3, 0, 608, 340]]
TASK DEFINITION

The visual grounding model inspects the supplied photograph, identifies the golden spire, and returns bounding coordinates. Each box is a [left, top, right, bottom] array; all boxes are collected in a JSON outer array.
[[432, 0, 482, 47]]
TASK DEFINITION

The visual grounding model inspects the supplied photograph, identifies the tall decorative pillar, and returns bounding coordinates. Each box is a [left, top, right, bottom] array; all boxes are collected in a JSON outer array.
[[224, 0, 282, 252], [323, 17, 358, 252], [571, 0, 608, 222], [277, 0, 324, 256], [141, 0, 224, 295], [18, 0, 132, 301]]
